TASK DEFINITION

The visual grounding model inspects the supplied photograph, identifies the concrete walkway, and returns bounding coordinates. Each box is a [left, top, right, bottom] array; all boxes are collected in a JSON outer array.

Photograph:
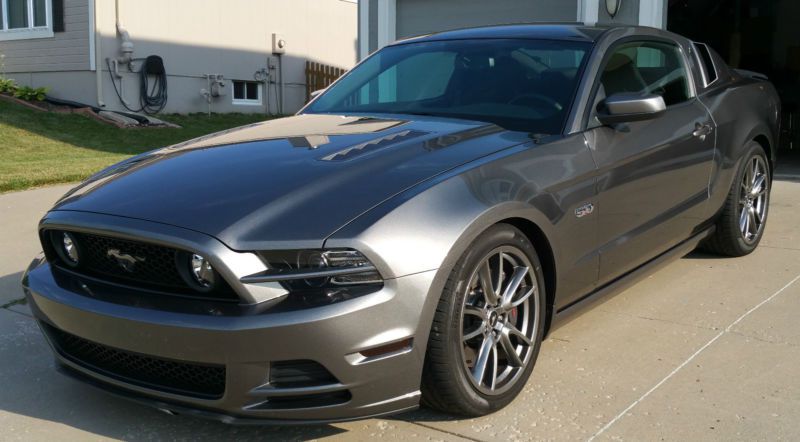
[[0, 184, 74, 312], [1, 176, 798, 441]]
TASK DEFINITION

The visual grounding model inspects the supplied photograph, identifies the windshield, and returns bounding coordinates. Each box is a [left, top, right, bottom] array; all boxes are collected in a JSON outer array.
[[305, 39, 591, 133]]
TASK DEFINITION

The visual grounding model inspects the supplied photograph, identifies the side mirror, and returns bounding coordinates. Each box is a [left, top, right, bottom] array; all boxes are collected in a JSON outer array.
[[310, 89, 325, 100], [596, 93, 666, 125]]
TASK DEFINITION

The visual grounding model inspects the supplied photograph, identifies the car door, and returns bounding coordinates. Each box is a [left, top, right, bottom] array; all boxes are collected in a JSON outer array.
[[583, 39, 715, 285]]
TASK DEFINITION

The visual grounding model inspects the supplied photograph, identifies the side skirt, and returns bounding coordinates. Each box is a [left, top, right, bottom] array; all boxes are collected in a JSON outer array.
[[549, 226, 715, 333]]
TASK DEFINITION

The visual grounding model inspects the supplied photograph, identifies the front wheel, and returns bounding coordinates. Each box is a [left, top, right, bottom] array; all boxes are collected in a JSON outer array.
[[421, 224, 546, 416], [703, 141, 770, 256]]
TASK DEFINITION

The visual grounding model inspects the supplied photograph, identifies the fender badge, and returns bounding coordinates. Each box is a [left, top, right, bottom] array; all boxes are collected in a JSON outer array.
[[575, 203, 594, 218]]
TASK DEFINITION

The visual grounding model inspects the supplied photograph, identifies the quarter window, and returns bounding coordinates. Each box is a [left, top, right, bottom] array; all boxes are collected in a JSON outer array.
[[232, 80, 261, 105], [693, 42, 718, 86], [0, 0, 52, 40], [599, 41, 692, 107]]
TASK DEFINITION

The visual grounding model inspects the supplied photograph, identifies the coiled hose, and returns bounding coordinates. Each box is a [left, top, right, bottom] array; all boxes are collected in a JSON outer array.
[[108, 55, 168, 114]]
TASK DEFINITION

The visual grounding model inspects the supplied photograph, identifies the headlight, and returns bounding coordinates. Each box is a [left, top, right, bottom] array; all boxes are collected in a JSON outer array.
[[242, 249, 383, 309], [251, 249, 382, 287]]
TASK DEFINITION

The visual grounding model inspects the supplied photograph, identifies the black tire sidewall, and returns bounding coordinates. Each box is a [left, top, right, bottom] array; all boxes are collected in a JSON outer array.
[[437, 224, 546, 415], [726, 143, 770, 254]]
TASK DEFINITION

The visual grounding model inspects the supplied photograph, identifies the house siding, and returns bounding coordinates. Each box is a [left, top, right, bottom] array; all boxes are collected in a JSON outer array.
[[1, 0, 359, 114], [597, 0, 639, 25], [361, 0, 657, 60], [0, 0, 91, 73], [92, 0, 358, 114]]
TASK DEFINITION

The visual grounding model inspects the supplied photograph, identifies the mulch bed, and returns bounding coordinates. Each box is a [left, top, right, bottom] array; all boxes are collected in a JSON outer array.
[[0, 93, 136, 128]]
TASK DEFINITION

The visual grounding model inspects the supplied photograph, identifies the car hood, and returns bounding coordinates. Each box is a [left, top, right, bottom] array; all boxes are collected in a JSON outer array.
[[52, 113, 528, 250]]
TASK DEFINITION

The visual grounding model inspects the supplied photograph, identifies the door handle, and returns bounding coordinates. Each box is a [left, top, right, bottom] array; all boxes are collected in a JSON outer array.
[[692, 122, 713, 139]]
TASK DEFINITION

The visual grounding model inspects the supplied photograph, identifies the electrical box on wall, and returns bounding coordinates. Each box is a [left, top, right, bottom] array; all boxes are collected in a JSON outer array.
[[272, 33, 287, 54]]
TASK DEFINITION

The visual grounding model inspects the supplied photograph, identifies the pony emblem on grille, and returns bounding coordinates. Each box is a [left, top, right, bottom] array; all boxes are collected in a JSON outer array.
[[106, 248, 146, 273]]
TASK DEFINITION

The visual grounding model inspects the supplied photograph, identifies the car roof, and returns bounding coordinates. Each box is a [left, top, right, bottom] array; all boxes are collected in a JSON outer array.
[[389, 23, 667, 46]]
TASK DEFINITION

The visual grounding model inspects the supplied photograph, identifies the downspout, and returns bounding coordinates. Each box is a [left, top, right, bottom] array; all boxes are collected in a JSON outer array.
[[278, 54, 284, 115], [110, 0, 134, 107], [115, 0, 134, 65], [93, 0, 105, 107]]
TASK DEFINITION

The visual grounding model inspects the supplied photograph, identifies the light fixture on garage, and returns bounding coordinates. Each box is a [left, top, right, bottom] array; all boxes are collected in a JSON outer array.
[[606, 0, 622, 18]]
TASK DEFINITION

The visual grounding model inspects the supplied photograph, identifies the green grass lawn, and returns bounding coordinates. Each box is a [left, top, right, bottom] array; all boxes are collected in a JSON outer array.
[[0, 99, 271, 192]]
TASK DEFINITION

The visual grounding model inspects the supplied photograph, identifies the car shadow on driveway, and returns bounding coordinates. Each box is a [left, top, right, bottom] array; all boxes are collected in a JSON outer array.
[[0, 271, 26, 309], [0, 308, 351, 440]]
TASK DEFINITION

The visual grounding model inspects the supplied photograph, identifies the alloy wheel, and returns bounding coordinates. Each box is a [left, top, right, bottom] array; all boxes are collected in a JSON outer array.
[[739, 156, 769, 244], [459, 246, 540, 395]]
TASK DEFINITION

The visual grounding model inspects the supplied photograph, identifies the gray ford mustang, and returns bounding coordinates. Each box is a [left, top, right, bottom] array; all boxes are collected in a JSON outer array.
[[22, 24, 779, 423]]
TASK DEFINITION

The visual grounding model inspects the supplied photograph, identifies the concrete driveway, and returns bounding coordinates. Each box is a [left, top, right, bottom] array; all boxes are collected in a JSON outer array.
[[1, 170, 798, 441]]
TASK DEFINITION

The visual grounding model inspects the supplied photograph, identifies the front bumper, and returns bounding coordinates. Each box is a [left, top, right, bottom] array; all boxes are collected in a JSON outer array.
[[23, 257, 436, 423]]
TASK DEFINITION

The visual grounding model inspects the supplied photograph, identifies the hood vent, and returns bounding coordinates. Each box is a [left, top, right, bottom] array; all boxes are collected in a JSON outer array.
[[319, 130, 428, 162]]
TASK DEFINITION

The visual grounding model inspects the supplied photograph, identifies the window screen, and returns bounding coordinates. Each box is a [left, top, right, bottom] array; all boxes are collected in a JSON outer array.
[[33, 0, 47, 27], [8, 0, 29, 29]]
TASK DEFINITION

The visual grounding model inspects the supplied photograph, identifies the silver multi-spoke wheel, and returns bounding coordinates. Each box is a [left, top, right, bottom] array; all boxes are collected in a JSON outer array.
[[703, 143, 770, 257], [459, 246, 539, 395], [422, 224, 544, 415], [739, 155, 769, 244]]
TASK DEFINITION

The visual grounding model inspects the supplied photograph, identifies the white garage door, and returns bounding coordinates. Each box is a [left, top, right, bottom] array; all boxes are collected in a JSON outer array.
[[396, 0, 578, 39]]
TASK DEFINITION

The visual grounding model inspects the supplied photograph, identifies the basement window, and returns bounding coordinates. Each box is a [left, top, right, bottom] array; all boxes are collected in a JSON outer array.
[[0, 0, 54, 41], [232, 80, 262, 105]]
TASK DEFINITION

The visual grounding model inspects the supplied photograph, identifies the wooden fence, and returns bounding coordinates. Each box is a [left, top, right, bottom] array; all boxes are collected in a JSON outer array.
[[305, 61, 347, 102]]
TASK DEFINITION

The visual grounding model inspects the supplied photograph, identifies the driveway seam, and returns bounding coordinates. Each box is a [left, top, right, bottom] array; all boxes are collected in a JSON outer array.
[[3, 307, 33, 319], [0, 297, 26, 309], [727, 330, 800, 348], [595, 308, 719, 332], [406, 421, 485, 442], [759, 245, 800, 252], [587, 272, 800, 441]]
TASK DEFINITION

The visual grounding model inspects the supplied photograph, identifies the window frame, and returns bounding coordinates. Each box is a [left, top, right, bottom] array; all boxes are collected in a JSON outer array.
[[231, 80, 263, 106], [582, 36, 699, 130], [0, 0, 54, 41]]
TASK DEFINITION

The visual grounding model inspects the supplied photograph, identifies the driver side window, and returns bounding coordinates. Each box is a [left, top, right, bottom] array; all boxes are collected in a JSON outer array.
[[589, 41, 692, 127]]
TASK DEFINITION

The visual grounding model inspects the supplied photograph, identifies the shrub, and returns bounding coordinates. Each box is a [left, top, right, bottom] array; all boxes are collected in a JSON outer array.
[[0, 78, 16, 94], [14, 85, 48, 101]]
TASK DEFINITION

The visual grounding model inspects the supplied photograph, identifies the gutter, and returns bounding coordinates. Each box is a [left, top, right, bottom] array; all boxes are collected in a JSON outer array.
[[92, 0, 105, 107]]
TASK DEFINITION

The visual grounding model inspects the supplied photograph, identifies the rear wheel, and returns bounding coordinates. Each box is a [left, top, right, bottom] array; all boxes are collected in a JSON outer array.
[[421, 224, 545, 416], [703, 142, 770, 256]]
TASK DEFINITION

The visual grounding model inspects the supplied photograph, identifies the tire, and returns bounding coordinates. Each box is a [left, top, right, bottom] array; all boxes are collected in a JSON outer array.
[[421, 224, 546, 416], [703, 141, 771, 256]]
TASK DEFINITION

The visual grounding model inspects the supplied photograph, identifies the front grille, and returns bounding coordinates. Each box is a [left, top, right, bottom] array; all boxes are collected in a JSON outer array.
[[75, 232, 186, 288], [43, 230, 238, 301], [44, 323, 226, 399]]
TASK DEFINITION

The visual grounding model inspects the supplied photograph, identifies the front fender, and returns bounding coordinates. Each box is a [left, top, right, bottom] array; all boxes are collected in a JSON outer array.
[[323, 166, 556, 378], [326, 177, 554, 281]]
